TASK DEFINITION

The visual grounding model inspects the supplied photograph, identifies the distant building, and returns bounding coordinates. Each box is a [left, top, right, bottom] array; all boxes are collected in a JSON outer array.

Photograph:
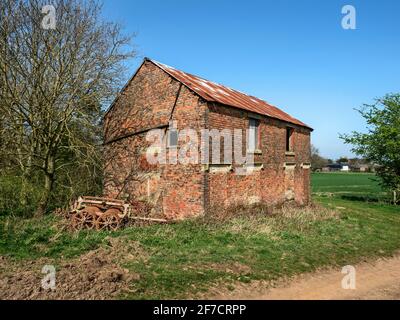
[[350, 164, 370, 172], [322, 163, 349, 172], [327, 163, 342, 171], [341, 164, 349, 172]]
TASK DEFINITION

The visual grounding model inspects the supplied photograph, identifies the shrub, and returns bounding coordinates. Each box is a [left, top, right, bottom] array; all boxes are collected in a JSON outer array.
[[0, 176, 42, 218]]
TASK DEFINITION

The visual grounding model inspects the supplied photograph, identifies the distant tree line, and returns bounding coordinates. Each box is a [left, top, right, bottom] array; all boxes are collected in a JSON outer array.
[[311, 147, 366, 170], [311, 146, 379, 174]]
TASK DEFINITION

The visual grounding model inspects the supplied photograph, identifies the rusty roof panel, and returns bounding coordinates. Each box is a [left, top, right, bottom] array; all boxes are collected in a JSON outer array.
[[149, 59, 312, 130]]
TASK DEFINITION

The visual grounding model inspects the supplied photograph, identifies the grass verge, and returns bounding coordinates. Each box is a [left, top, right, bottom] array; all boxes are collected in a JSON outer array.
[[1, 196, 400, 299]]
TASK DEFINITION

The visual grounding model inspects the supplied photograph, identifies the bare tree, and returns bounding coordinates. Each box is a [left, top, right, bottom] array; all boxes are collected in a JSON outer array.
[[0, 0, 135, 215], [311, 145, 328, 171]]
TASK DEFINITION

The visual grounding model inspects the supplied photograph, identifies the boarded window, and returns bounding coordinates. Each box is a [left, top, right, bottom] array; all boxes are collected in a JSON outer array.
[[248, 118, 260, 151], [286, 127, 294, 152]]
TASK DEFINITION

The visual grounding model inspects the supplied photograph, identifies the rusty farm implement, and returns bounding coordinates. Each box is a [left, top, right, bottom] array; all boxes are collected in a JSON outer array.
[[69, 196, 131, 231], [68, 196, 169, 231]]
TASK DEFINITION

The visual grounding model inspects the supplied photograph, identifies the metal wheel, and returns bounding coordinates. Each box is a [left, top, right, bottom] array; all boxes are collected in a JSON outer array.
[[85, 212, 99, 230], [71, 211, 86, 230], [97, 211, 121, 231]]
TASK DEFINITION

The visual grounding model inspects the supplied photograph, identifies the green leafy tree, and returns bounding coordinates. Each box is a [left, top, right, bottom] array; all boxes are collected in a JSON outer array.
[[340, 94, 400, 204], [336, 157, 349, 164]]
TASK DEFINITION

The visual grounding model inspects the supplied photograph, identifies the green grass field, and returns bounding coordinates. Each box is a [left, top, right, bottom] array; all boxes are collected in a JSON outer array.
[[1, 172, 399, 299], [312, 172, 389, 202]]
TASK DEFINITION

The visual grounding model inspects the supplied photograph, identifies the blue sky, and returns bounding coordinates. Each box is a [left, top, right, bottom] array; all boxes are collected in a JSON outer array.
[[102, 0, 400, 160]]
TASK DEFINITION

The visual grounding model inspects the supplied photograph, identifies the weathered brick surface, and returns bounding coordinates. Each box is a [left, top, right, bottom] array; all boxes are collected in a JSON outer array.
[[206, 104, 311, 208], [159, 84, 208, 219], [104, 62, 180, 143], [104, 61, 207, 218], [103, 60, 312, 219]]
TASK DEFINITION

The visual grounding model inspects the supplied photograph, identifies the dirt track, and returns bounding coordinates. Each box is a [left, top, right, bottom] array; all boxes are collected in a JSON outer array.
[[211, 254, 400, 300], [0, 238, 143, 300]]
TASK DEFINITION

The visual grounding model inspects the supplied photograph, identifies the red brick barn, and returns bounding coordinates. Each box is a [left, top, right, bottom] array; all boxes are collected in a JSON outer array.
[[103, 58, 313, 219]]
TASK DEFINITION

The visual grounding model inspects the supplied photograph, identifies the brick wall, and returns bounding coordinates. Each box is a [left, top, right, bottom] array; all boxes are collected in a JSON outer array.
[[104, 61, 181, 143], [103, 61, 207, 219], [160, 84, 208, 219], [206, 103, 311, 208]]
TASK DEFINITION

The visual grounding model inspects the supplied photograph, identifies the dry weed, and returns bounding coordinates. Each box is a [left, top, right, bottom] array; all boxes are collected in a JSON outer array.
[[203, 201, 339, 235]]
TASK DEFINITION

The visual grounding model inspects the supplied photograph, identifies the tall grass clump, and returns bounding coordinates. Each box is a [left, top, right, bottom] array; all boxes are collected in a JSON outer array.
[[198, 201, 339, 235]]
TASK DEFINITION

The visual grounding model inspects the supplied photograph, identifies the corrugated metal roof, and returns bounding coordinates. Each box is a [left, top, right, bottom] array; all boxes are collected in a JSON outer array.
[[148, 59, 312, 130]]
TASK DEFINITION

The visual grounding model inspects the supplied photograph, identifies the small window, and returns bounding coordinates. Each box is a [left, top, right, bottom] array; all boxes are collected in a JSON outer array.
[[167, 129, 178, 147], [248, 118, 260, 151], [286, 127, 294, 152]]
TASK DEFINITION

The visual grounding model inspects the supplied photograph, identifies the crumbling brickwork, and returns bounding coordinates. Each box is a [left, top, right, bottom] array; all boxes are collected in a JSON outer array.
[[103, 59, 312, 219], [206, 103, 311, 208]]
